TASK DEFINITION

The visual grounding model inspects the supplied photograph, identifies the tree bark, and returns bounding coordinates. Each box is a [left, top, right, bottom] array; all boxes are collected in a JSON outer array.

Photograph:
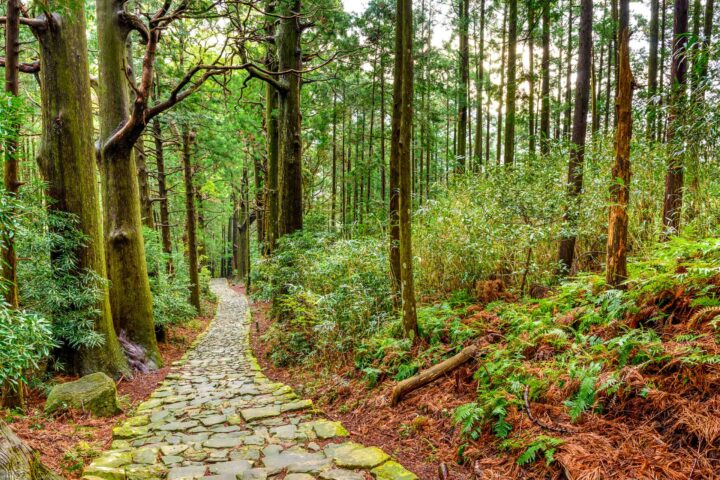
[[36, 6, 129, 376], [495, 3, 508, 164], [457, 0, 470, 172], [135, 137, 155, 229], [96, 0, 161, 368], [661, 0, 689, 238], [528, 1, 536, 156], [397, 0, 419, 339], [277, 0, 304, 236], [646, 0, 660, 139], [391, 345, 478, 406], [540, 0, 551, 155], [503, 0, 518, 166], [557, 0, 593, 274], [473, 0, 486, 167], [562, 0, 574, 139], [152, 119, 173, 273], [3, 0, 20, 308], [181, 128, 201, 311], [606, 0, 632, 288], [0, 420, 62, 479], [389, 0, 403, 307]]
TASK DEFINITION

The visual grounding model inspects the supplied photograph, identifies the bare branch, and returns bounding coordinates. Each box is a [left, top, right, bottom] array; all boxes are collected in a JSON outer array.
[[0, 57, 40, 73]]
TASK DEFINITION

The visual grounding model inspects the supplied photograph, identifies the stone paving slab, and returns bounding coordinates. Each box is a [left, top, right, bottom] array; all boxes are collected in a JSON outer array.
[[83, 279, 417, 480]]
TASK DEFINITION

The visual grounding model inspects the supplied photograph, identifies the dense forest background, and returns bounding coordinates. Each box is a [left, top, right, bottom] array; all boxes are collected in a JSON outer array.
[[2, 0, 720, 477]]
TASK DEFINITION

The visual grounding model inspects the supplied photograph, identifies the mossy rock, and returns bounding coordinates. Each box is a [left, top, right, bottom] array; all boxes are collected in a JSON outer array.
[[45, 372, 121, 417], [371, 461, 418, 480]]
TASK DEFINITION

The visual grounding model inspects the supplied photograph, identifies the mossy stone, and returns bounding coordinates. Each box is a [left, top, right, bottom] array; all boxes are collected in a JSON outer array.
[[334, 446, 390, 469], [370, 461, 418, 480], [45, 372, 121, 417]]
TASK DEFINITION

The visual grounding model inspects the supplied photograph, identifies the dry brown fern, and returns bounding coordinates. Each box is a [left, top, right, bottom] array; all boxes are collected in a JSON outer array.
[[687, 306, 720, 328]]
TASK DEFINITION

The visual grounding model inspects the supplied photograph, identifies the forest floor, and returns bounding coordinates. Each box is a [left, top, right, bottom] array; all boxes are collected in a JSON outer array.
[[243, 285, 476, 480], [0, 302, 214, 478]]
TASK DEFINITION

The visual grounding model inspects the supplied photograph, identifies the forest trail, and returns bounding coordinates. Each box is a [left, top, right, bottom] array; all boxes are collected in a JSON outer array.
[[83, 279, 416, 480]]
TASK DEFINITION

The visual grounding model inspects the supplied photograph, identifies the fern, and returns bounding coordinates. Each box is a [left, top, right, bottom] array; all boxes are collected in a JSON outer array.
[[517, 436, 565, 466], [453, 403, 484, 440]]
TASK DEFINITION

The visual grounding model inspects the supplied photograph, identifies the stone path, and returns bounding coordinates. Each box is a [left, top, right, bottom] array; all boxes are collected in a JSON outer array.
[[83, 279, 416, 480]]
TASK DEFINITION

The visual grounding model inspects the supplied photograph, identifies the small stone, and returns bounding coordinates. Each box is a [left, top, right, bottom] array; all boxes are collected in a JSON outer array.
[[201, 414, 227, 426], [204, 436, 244, 448], [370, 461, 418, 480], [280, 399, 313, 413], [112, 425, 149, 440], [161, 455, 183, 465], [334, 446, 390, 469], [307, 420, 349, 440], [285, 475, 314, 480], [240, 406, 281, 421], [159, 420, 198, 431], [320, 469, 366, 480], [167, 465, 207, 480], [159, 444, 189, 456], [209, 460, 253, 475], [132, 447, 159, 465]]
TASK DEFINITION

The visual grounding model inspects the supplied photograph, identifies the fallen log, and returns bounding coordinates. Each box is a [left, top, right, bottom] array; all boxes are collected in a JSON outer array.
[[0, 420, 62, 479], [391, 344, 479, 406]]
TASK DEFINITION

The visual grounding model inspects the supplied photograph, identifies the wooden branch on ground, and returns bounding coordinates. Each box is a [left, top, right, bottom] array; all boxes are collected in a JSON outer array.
[[391, 344, 478, 406]]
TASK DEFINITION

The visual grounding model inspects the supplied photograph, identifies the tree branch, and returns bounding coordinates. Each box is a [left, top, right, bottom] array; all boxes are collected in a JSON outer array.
[[0, 15, 48, 29], [0, 57, 39, 73]]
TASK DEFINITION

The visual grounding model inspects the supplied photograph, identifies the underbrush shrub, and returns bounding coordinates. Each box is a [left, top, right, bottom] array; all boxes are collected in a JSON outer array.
[[452, 237, 720, 469], [17, 203, 108, 353], [144, 228, 197, 328], [253, 229, 393, 365]]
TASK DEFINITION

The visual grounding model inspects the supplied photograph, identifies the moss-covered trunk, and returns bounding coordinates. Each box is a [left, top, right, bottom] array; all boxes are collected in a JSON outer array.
[[277, 0, 303, 237], [153, 119, 173, 272], [181, 128, 201, 311], [96, 0, 160, 368], [36, 7, 129, 376]]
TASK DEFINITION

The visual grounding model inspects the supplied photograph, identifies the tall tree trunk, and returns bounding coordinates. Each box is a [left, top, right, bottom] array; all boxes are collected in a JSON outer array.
[[253, 151, 265, 245], [395, 0, 418, 339], [36, 5, 129, 376], [606, 0, 633, 288], [503, 0, 518, 166], [563, 0, 574, 139], [473, 0, 486, 167], [96, 0, 160, 368], [457, 0, 470, 172], [647, 0, 660, 138], [263, 8, 280, 252], [540, 0, 551, 155], [331, 93, 337, 228], [380, 54, 387, 201], [135, 138, 155, 229], [557, 0, 593, 274], [496, 3, 508, 164], [153, 119, 173, 273], [528, 0, 536, 156], [3, 0, 20, 308], [277, 0, 304, 236], [661, 0, 688, 237], [389, 0, 403, 306], [181, 128, 201, 311]]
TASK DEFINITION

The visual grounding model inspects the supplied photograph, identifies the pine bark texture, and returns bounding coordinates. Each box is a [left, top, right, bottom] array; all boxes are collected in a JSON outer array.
[[503, 0, 518, 166], [606, 0, 633, 288], [396, 0, 418, 339], [3, 0, 20, 308], [182, 129, 201, 311], [457, 0, 470, 171], [661, 0, 689, 237], [558, 0, 593, 274]]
